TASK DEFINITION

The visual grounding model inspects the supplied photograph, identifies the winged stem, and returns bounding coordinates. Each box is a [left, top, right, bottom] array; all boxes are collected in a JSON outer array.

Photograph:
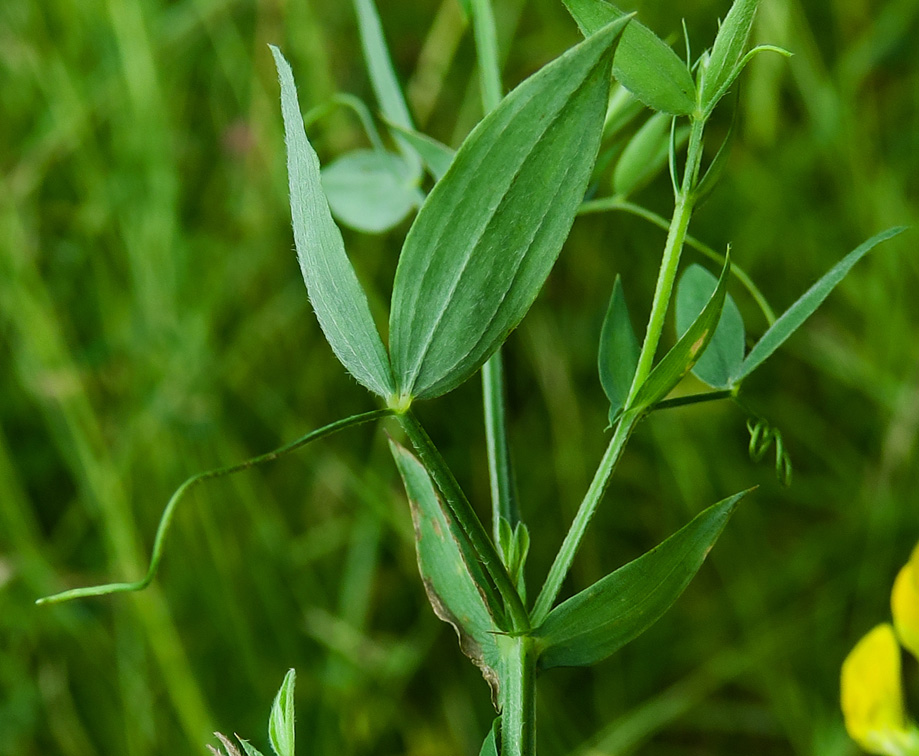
[[395, 410, 529, 632]]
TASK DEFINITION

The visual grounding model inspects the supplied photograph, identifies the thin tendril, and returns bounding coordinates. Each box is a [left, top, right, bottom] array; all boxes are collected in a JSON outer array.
[[37, 409, 393, 605]]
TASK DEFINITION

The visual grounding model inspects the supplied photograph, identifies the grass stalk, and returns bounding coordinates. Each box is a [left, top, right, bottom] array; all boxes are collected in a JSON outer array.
[[470, 0, 519, 548]]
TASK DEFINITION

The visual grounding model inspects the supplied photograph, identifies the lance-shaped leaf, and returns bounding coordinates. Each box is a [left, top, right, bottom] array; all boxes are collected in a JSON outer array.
[[733, 226, 906, 383], [675, 264, 745, 389], [271, 47, 394, 398], [321, 149, 423, 233], [389, 19, 629, 401], [563, 0, 696, 115], [479, 718, 501, 756], [632, 255, 731, 410], [389, 440, 502, 694], [699, 0, 758, 113], [533, 490, 747, 669], [598, 275, 640, 424], [237, 739, 266, 756], [268, 669, 296, 756]]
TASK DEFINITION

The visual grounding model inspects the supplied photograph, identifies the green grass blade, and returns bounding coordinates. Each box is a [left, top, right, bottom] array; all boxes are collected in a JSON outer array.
[[389, 440, 502, 690], [352, 0, 420, 171], [321, 149, 423, 233], [268, 669, 296, 756], [389, 19, 628, 401], [675, 264, 745, 389], [598, 275, 640, 423], [533, 490, 749, 669], [271, 46, 395, 398], [563, 0, 696, 115], [632, 254, 731, 410], [734, 226, 906, 382]]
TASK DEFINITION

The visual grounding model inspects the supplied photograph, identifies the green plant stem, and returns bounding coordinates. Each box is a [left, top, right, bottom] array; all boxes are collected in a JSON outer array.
[[471, 0, 519, 544], [625, 117, 705, 407], [578, 197, 777, 326], [396, 410, 530, 632], [531, 410, 640, 625], [483, 352, 519, 539], [498, 634, 537, 756], [471, 0, 502, 113], [532, 119, 710, 624], [37, 409, 394, 605]]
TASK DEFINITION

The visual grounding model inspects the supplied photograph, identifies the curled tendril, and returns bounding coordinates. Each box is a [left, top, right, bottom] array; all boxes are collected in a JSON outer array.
[[746, 417, 793, 486]]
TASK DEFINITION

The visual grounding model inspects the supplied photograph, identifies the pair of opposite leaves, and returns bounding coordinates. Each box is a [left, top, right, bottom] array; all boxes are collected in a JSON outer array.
[[598, 224, 903, 428], [271, 16, 633, 409]]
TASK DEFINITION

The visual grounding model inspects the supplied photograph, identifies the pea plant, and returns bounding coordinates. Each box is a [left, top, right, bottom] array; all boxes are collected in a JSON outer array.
[[38, 0, 905, 754]]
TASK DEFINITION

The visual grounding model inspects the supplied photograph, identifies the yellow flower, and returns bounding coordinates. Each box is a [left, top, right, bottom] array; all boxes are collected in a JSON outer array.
[[892, 543, 919, 660], [841, 542, 919, 756]]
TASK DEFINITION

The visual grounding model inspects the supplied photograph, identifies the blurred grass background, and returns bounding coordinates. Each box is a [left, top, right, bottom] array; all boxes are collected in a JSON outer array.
[[1, 0, 918, 754]]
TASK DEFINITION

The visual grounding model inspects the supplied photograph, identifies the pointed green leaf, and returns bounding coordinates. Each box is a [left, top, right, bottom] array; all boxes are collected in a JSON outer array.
[[700, 0, 758, 113], [268, 669, 295, 756], [236, 738, 267, 756], [632, 255, 731, 409], [479, 718, 501, 756], [389, 440, 502, 692], [352, 0, 420, 172], [385, 122, 456, 181], [389, 19, 628, 401], [598, 275, 640, 423], [321, 150, 422, 233], [534, 490, 748, 669], [563, 0, 696, 115], [498, 518, 531, 602], [675, 264, 744, 389], [734, 226, 906, 382], [270, 47, 394, 398]]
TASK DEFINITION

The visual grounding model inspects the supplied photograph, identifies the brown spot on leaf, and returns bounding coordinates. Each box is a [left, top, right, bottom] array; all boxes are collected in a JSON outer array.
[[690, 330, 709, 358]]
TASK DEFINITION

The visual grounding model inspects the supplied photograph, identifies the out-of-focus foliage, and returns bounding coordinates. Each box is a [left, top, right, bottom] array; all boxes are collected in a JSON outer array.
[[1, 0, 917, 754]]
